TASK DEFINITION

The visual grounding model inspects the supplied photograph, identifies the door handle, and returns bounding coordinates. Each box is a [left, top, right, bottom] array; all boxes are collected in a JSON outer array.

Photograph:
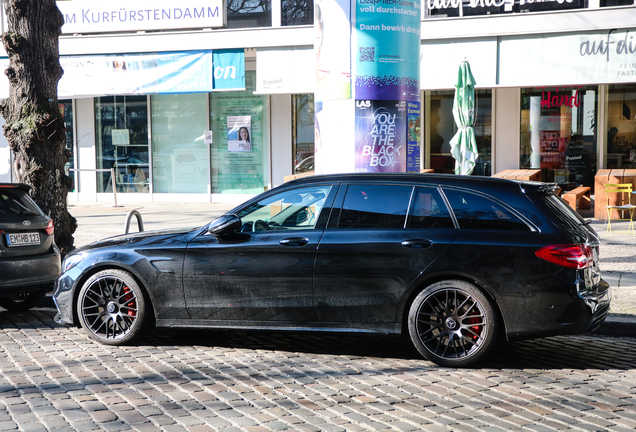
[[280, 237, 309, 247], [401, 239, 433, 249]]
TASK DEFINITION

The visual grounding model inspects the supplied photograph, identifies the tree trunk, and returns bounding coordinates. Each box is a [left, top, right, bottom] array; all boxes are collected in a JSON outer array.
[[0, 0, 76, 256]]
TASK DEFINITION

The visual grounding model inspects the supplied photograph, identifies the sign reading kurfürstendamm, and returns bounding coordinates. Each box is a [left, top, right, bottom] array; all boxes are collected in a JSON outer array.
[[56, 0, 226, 34]]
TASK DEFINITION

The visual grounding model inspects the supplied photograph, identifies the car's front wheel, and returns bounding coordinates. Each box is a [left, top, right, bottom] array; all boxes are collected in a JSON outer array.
[[77, 269, 150, 345], [0, 290, 47, 311], [408, 280, 497, 367]]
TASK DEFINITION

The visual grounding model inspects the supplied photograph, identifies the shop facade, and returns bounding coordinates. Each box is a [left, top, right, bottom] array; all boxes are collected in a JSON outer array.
[[0, 0, 634, 203]]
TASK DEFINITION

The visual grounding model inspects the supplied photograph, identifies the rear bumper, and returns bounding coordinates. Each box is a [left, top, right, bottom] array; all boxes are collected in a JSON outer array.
[[505, 278, 611, 341], [0, 247, 61, 296], [577, 278, 611, 334]]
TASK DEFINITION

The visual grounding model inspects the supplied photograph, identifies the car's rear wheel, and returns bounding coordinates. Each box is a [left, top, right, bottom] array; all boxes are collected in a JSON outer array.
[[0, 290, 47, 311], [408, 280, 497, 367], [77, 269, 149, 345]]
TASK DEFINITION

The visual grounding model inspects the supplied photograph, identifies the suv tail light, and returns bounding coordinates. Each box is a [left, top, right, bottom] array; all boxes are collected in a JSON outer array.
[[535, 244, 593, 269], [45, 219, 54, 235]]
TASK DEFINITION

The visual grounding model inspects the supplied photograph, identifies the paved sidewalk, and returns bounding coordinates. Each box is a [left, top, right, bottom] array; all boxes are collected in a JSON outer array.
[[63, 200, 636, 335]]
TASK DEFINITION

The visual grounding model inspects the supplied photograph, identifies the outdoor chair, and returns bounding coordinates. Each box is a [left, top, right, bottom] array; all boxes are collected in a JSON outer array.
[[604, 183, 636, 235]]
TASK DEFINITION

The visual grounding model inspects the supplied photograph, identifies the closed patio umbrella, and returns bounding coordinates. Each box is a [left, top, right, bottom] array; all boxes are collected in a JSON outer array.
[[449, 61, 478, 175]]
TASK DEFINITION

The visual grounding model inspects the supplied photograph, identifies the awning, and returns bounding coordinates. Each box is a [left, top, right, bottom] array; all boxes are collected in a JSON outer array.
[[255, 47, 315, 95]]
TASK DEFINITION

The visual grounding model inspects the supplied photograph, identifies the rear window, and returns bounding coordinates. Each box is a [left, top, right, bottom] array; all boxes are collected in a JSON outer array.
[[0, 190, 42, 220], [443, 188, 531, 232], [543, 193, 588, 230]]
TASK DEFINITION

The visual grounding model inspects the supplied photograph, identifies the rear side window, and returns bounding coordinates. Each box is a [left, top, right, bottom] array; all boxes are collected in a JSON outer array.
[[0, 190, 42, 220], [408, 187, 455, 229], [443, 188, 531, 232], [338, 184, 412, 229]]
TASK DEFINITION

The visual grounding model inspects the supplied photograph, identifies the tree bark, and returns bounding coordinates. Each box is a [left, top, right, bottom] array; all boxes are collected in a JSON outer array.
[[0, 0, 76, 256]]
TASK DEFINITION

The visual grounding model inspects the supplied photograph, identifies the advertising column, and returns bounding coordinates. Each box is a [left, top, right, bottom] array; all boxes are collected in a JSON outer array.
[[314, 0, 421, 174], [354, 0, 421, 172]]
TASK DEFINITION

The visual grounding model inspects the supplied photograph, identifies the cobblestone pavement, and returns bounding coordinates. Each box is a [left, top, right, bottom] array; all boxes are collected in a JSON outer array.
[[1, 308, 636, 432]]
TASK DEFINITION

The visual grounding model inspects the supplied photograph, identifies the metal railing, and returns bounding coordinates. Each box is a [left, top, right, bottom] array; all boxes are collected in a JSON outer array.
[[67, 167, 120, 207]]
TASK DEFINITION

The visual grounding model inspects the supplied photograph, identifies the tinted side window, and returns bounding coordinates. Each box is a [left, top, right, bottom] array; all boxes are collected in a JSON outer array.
[[443, 188, 531, 232], [236, 186, 331, 231], [408, 187, 455, 229], [338, 185, 412, 229]]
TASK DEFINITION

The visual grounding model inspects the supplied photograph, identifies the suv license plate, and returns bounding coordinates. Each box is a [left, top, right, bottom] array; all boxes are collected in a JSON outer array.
[[7, 232, 41, 247]]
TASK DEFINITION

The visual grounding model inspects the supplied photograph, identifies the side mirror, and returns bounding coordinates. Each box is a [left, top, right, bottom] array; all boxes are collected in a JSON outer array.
[[208, 214, 242, 236]]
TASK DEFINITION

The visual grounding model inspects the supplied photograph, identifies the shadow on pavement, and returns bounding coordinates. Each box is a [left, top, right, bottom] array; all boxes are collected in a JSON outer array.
[[3, 307, 635, 371], [140, 326, 636, 371]]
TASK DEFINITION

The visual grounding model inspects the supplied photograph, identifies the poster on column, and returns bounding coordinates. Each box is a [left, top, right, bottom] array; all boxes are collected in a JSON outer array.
[[355, 0, 421, 102], [355, 100, 407, 172], [406, 102, 420, 172]]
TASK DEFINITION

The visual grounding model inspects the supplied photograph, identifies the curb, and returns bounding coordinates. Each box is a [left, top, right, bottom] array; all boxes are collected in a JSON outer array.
[[593, 315, 636, 338]]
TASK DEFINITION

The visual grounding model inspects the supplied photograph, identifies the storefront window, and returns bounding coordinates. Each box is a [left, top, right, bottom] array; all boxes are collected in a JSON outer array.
[[282, 0, 313, 25], [95, 96, 149, 193], [520, 86, 598, 190], [424, 90, 492, 176], [210, 71, 268, 194], [293, 94, 314, 174], [151, 94, 208, 194], [606, 84, 636, 169], [59, 100, 74, 192], [227, 0, 272, 28]]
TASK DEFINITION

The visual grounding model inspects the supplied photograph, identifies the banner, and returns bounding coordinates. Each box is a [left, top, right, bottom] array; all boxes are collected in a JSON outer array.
[[355, 100, 407, 172], [213, 49, 245, 91], [50, 50, 244, 98], [57, 0, 226, 34]]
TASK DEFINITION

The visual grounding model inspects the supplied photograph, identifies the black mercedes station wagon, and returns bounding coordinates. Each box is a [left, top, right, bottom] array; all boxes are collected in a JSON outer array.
[[53, 174, 609, 367], [1, 183, 61, 311]]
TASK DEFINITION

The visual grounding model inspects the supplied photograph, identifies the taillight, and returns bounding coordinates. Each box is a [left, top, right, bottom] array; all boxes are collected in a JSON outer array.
[[535, 244, 593, 269], [45, 219, 54, 235]]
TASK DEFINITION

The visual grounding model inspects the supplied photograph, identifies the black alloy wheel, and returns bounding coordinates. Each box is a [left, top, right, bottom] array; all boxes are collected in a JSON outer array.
[[408, 280, 497, 367], [77, 269, 149, 345], [0, 290, 47, 311]]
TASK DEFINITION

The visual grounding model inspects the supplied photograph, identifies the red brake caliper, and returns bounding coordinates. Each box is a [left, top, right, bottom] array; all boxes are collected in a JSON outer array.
[[122, 286, 136, 317], [465, 310, 482, 340]]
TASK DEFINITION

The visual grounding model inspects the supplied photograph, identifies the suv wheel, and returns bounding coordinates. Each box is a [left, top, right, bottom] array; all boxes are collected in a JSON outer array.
[[408, 280, 497, 367], [0, 290, 47, 311]]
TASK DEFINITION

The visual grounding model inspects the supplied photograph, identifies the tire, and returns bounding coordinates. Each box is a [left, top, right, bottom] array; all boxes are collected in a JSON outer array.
[[77, 269, 149, 345], [408, 280, 497, 368], [0, 290, 47, 311]]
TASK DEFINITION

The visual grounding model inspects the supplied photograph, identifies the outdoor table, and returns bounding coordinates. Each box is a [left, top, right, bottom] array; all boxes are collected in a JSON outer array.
[[492, 169, 541, 182]]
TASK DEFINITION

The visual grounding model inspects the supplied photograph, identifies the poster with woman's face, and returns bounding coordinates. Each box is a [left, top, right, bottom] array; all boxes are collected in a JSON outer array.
[[227, 115, 252, 152]]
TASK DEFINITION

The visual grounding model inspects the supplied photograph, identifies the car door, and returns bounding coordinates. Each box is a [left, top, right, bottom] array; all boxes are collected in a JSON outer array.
[[183, 184, 335, 323], [313, 183, 458, 324]]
